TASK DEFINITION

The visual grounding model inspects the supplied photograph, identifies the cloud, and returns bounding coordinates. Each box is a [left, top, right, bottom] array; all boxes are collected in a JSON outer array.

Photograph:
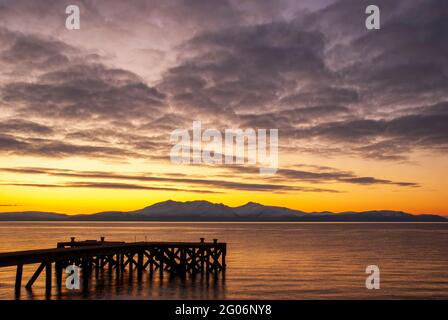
[[152, 0, 448, 162], [223, 164, 419, 187], [0, 119, 53, 135], [316, 0, 448, 111], [0, 165, 418, 192], [237, 105, 351, 129], [2, 182, 220, 194], [290, 102, 448, 159], [0, 28, 74, 72], [0, 27, 171, 160], [2, 63, 166, 121], [0, 0, 446, 172], [0, 134, 143, 158], [158, 21, 335, 114], [0, 167, 340, 193]]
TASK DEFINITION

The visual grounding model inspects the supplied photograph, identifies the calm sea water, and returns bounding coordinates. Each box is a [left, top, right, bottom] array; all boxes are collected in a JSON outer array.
[[0, 222, 447, 300]]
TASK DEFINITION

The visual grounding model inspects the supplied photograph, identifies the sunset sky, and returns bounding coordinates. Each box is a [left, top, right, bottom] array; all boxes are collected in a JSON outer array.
[[0, 0, 447, 215]]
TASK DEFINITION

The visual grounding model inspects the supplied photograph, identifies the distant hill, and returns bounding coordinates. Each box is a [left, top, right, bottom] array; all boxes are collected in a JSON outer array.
[[0, 200, 446, 222], [0, 211, 68, 221]]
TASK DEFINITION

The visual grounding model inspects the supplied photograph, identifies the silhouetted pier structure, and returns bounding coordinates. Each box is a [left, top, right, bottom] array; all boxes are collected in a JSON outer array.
[[0, 237, 226, 296]]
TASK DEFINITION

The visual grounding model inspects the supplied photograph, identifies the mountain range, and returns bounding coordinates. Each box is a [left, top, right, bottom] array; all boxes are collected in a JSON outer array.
[[0, 200, 446, 222]]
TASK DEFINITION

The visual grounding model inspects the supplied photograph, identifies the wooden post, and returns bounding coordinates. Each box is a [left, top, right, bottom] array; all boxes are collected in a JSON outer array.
[[115, 254, 120, 277], [129, 253, 134, 272], [82, 258, 89, 291], [170, 248, 176, 273], [121, 254, 125, 271], [26, 262, 45, 289], [55, 262, 63, 290], [15, 264, 23, 294], [95, 257, 100, 272], [222, 246, 226, 270], [200, 247, 205, 273], [159, 248, 164, 276], [180, 249, 187, 276], [149, 250, 154, 275], [137, 251, 143, 279], [206, 248, 210, 274], [45, 262, 52, 297], [108, 255, 113, 273]]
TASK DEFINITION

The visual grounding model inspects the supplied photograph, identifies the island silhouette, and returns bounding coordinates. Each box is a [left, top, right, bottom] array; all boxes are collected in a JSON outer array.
[[0, 200, 446, 222]]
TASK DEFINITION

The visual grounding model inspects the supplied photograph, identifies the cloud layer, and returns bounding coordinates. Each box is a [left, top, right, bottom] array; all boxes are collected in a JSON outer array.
[[0, 0, 446, 195]]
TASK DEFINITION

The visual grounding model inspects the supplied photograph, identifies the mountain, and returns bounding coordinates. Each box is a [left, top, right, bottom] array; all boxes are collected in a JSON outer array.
[[233, 202, 306, 219], [0, 200, 446, 222], [0, 211, 68, 221], [132, 200, 238, 219]]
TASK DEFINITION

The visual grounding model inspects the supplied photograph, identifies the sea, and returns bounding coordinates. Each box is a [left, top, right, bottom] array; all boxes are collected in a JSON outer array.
[[0, 222, 447, 299]]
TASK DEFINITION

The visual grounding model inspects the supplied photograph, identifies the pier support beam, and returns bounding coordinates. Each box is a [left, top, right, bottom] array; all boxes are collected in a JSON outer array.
[[137, 251, 143, 279], [15, 264, 23, 294], [26, 262, 45, 289], [45, 262, 52, 297], [82, 258, 89, 291], [55, 262, 63, 290]]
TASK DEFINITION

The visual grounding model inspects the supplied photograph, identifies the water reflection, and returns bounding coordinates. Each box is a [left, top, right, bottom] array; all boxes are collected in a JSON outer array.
[[64, 268, 226, 300]]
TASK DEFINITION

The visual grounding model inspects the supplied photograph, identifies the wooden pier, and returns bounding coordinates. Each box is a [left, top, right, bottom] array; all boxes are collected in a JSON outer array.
[[0, 237, 226, 297]]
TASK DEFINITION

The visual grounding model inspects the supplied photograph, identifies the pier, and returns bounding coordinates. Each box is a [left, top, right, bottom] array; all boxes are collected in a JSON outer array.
[[0, 237, 226, 297]]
